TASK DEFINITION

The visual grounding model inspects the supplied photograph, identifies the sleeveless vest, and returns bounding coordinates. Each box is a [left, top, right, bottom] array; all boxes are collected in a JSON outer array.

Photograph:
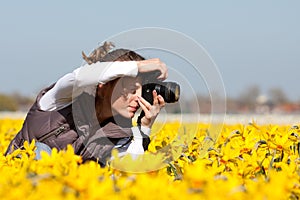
[[5, 84, 144, 166]]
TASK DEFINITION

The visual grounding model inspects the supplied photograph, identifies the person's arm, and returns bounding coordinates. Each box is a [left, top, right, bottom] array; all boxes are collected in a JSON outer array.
[[40, 59, 168, 111], [125, 90, 165, 156], [39, 61, 138, 111]]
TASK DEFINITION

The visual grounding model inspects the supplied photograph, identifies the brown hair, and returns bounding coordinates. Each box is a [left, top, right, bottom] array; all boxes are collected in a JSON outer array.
[[82, 41, 145, 63], [88, 42, 145, 123]]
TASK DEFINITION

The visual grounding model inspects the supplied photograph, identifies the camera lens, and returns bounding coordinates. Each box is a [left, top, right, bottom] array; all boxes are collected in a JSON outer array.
[[142, 82, 180, 104], [163, 82, 180, 103]]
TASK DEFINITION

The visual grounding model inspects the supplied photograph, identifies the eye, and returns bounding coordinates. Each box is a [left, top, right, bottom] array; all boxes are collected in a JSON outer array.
[[128, 86, 139, 94], [121, 88, 129, 97]]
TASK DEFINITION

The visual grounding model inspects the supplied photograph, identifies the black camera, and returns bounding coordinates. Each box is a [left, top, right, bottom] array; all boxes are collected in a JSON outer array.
[[140, 70, 180, 104]]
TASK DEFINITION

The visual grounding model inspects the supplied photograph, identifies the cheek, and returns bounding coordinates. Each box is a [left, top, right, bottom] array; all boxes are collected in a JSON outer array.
[[111, 96, 127, 110]]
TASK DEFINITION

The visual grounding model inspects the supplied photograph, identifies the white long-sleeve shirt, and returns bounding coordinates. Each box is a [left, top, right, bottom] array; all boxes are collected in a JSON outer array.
[[39, 61, 150, 155]]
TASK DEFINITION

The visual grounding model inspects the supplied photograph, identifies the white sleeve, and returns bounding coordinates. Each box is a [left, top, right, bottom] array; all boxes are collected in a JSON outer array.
[[126, 126, 151, 155], [39, 61, 138, 111]]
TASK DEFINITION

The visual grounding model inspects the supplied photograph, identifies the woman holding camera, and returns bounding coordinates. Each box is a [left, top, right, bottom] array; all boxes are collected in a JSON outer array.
[[5, 42, 167, 166]]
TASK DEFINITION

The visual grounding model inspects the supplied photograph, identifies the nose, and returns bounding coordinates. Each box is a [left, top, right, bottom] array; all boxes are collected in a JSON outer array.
[[132, 93, 139, 102], [126, 91, 139, 102]]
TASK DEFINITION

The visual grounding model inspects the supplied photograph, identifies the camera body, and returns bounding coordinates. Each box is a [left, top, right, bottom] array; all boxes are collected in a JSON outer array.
[[140, 70, 180, 104]]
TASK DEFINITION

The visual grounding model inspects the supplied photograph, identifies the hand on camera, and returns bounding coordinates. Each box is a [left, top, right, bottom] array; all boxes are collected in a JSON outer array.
[[138, 90, 165, 128], [136, 58, 168, 80]]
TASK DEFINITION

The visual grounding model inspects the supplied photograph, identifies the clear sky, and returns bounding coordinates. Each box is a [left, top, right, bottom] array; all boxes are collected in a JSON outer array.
[[1, 1, 299, 101]]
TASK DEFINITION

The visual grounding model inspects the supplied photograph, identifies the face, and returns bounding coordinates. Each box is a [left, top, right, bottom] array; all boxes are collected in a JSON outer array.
[[110, 76, 142, 118]]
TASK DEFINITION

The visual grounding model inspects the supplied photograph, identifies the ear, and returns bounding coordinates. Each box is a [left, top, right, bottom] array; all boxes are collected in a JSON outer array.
[[98, 83, 104, 89], [97, 84, 107, 98]]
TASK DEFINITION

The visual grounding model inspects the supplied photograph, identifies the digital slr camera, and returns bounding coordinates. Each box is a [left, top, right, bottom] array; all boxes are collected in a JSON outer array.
[[140, 70, 180, 104]]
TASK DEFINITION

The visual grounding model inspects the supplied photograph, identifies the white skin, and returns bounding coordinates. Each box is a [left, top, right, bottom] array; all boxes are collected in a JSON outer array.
[[98, 76, 165, 128]]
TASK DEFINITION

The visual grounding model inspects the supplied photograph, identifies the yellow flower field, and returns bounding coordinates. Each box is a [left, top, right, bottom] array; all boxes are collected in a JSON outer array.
[[1, 118, 300, 199]]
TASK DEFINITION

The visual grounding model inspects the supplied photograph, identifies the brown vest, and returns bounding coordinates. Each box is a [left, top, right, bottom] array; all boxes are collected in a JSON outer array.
[[5, 84, 136, 166]]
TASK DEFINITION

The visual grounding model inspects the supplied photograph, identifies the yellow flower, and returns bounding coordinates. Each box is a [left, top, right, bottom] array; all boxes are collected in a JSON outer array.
[[1, 119, 300, 199]]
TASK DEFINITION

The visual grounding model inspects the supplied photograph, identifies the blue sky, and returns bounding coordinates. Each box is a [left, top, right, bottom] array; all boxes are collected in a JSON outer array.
[[1, 1, 299, 101]]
